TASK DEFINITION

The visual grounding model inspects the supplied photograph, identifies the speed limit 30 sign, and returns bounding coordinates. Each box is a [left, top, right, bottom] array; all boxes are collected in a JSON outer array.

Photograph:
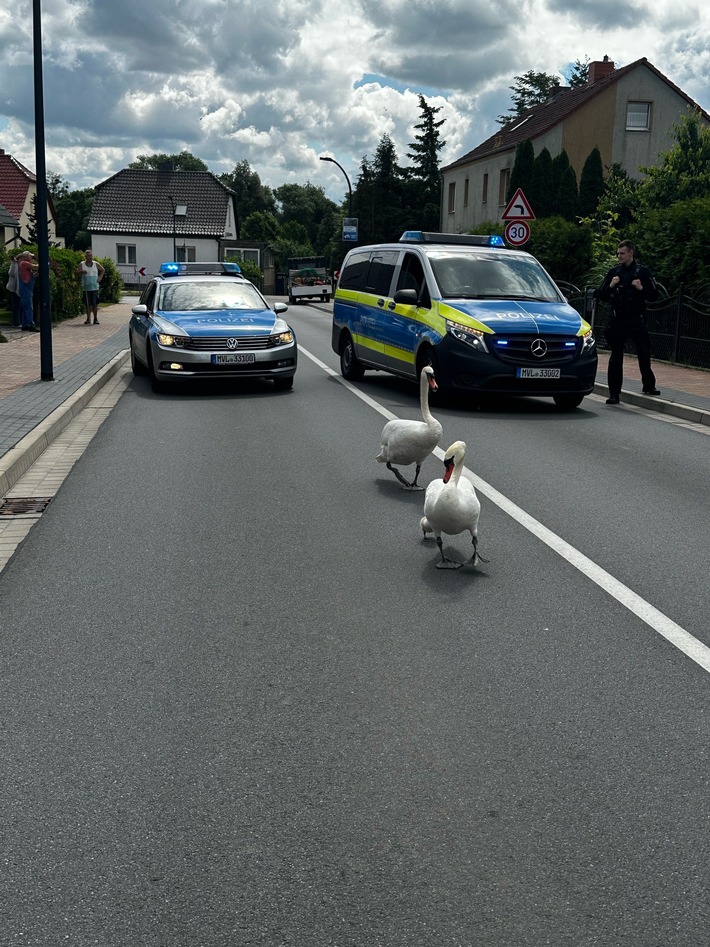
[[504, 220, 530, 246]]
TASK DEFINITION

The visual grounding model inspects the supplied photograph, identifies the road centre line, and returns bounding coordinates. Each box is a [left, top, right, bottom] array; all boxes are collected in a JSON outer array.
[[299, 344, 710, 676]]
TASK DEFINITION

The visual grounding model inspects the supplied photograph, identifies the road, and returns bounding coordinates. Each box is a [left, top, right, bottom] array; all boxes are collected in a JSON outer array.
[[1, 301, 710, 946]]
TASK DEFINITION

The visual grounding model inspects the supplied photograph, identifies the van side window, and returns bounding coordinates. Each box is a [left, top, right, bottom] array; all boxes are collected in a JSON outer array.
[[396, 252, 430, 307], [366, 251, 399, 296], [338, 251, 371, 291]]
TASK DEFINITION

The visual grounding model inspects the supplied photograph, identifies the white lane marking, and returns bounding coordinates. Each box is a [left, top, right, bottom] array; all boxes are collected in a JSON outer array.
[[299, 344, 710, 675]]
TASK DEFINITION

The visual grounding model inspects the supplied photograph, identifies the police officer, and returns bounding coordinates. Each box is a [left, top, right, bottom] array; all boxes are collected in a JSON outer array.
[[594, 239, 660, 404]]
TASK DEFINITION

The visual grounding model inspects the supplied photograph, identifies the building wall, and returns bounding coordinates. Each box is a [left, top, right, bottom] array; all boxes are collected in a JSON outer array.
[[610, 68, 704, 177], [562, 85, 616, 177], [90, 234, 223, 284]]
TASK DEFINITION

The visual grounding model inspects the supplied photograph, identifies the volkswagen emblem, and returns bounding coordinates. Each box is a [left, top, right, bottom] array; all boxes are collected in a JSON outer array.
[[530, 338, 547, 358], [226, 337, 239, 350]]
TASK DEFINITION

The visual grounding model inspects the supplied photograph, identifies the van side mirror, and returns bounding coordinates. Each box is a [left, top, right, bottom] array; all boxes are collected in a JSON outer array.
[[393, 288, 419, 305]]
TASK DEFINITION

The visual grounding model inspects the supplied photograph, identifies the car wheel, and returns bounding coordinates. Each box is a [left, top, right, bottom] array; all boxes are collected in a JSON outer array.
[[129, 333, 147, 376], [553, 393, 584, 410], [340, 333, 365, 381], [274, 375, 294, 390]]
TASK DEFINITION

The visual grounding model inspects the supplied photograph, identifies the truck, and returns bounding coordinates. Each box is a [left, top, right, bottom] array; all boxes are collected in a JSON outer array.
[[287, 256, 333, 304]]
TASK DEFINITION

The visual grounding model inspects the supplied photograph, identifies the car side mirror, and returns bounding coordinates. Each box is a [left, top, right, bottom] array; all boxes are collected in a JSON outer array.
[[393, 288, 419, 305], [131, 304, 148, 316], [273, 302, 288, 314]]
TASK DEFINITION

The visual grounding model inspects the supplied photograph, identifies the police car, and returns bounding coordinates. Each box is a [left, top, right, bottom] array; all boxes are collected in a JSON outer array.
[[331, 232, 597, 408], [129, 262, 297, 392]]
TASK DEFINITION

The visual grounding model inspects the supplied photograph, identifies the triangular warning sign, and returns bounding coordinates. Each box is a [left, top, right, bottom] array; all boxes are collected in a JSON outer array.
[[501, 187, 535, 221]]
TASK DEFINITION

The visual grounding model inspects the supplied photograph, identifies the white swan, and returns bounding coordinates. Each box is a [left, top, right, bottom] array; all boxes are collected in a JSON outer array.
[[420, 440, 486, 569], [376, 365, 443, 490]]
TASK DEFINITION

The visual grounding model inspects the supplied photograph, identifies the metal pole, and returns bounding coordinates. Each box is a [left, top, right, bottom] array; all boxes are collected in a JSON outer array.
[[319, 156, 352, 216], [32, 0, 53, 380]]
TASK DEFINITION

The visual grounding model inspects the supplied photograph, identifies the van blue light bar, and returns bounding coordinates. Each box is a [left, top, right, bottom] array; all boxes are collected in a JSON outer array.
[[400, 231, 506, 247]]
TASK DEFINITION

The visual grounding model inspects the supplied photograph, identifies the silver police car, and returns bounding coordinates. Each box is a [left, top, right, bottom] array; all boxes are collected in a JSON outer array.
[[129, 262, 297, 392]]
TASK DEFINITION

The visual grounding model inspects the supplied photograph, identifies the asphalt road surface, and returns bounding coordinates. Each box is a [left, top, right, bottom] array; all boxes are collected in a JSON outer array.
[[1, 302, 709, 946]]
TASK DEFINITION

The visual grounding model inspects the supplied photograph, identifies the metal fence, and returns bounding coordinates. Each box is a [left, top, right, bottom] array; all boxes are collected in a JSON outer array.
[[565, 287, 710, 372]]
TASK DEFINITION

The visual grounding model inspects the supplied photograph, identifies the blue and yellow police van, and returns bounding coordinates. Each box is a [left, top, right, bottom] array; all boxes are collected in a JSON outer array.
[[331, 232, 597, 408]]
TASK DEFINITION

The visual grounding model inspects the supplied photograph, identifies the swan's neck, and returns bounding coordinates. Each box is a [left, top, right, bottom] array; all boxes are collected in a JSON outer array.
[[420, 374, 435, 424]]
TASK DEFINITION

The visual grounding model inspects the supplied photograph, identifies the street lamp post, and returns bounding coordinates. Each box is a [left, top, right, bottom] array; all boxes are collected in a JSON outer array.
[[319, 155, 352, 217]]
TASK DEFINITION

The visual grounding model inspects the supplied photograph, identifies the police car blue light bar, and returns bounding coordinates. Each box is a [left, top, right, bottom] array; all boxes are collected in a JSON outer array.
[[400, 231, 506, 247], [159, 261, 243, 276]]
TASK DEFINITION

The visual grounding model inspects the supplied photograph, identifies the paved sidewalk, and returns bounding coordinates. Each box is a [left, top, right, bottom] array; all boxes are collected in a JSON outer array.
[[0, 301, 131, 495], [1, 299, 709, 496]]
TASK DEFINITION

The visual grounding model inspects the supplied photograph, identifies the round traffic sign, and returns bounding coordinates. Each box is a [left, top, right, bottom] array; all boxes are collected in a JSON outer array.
[[505, 220, 530, 246]]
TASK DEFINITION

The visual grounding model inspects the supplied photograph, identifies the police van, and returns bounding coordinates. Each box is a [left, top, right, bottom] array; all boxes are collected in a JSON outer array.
[[331, 232, 597, 408]]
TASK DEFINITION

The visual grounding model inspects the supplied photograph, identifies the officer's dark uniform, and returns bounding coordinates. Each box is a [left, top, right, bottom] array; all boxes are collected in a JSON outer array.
[[594, 256, 659, 399]]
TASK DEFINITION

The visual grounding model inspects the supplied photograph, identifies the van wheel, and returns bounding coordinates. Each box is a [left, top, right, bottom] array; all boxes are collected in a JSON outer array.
[[340, 334, 365, 381], [553, 393, 584, 409]]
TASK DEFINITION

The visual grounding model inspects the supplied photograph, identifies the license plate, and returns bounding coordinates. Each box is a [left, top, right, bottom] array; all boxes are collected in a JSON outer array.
[[212, 353, 256, 364], [517, 367, 561, 379]]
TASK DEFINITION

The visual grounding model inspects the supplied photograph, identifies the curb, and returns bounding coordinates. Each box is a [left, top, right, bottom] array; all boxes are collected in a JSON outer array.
[[593, 382, 710, 426], [0, 349, 130, 498]]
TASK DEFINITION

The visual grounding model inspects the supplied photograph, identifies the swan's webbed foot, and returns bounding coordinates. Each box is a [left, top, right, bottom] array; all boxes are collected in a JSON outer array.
[[435, 538, 464, 569], [466, 537, 489, 567]]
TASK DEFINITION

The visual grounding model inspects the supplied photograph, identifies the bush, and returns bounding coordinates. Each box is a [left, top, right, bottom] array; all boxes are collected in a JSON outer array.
[[0, 246, 122, 323], [524, 217, 593, 286]]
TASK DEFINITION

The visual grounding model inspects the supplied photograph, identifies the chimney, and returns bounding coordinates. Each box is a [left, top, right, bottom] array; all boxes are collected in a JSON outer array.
[[588, 56, 615, 84]]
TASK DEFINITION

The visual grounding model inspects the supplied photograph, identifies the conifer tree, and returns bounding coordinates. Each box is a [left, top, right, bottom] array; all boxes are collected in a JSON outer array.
[[578, 146, 605, 217]]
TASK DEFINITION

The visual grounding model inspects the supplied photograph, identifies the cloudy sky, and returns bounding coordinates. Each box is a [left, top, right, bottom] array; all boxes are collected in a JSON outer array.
[[1, 0, 709, 204]]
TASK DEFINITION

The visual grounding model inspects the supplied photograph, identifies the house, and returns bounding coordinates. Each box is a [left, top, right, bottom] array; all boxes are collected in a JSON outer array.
[[441, 57, 710, 232], [0, 149, 62, 247], [88, 168, 277, 292], [0, 201, 21, 250]]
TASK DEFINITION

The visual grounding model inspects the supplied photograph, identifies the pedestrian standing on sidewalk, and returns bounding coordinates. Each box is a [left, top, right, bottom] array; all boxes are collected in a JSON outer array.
[[17, 251, 39, 332], [594, 239, 660, 405], [5, 253, 22, 327], [76, 250, 105, 325]]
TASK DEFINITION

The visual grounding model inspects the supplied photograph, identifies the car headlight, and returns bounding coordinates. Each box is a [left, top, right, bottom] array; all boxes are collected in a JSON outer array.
[[157, 333, 181, 346], [271, 319, 294, 345], [581, 328, 596, 353], [446, 319, 489, 353]]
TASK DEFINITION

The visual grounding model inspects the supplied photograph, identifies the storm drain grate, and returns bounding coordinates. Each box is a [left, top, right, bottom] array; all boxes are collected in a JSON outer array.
[[0, 497, 53, 516]]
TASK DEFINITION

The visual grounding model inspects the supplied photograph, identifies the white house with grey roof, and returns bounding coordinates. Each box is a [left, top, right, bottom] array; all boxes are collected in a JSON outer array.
[[88, 168, 277, 291]]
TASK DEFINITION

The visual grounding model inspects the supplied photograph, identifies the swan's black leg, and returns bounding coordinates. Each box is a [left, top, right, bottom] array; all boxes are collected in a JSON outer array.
[[387, 462, 413, 488], [435, 537, 463, 569], [467, 536, 489, 565]]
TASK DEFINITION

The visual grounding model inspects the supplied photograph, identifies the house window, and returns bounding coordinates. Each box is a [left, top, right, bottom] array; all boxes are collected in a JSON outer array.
[[448, 182, 456, 214], [116, 244, 136, 265], [482, 173, 489, 204], [626, 102, 651, 130], [176, 246, 196, 263], [498, 169, 511, 206], [463, 178, 470, 207], [227, 248, 261, 266]]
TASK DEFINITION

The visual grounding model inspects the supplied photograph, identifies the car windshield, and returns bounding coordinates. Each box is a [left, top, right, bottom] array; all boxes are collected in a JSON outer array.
[[428, 251, 563, 302], [158, 280, 266, 312]]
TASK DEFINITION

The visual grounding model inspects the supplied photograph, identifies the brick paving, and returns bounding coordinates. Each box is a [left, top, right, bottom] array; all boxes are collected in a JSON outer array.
[[0, 302, 130, 458], [1, 299, 709, 466]]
